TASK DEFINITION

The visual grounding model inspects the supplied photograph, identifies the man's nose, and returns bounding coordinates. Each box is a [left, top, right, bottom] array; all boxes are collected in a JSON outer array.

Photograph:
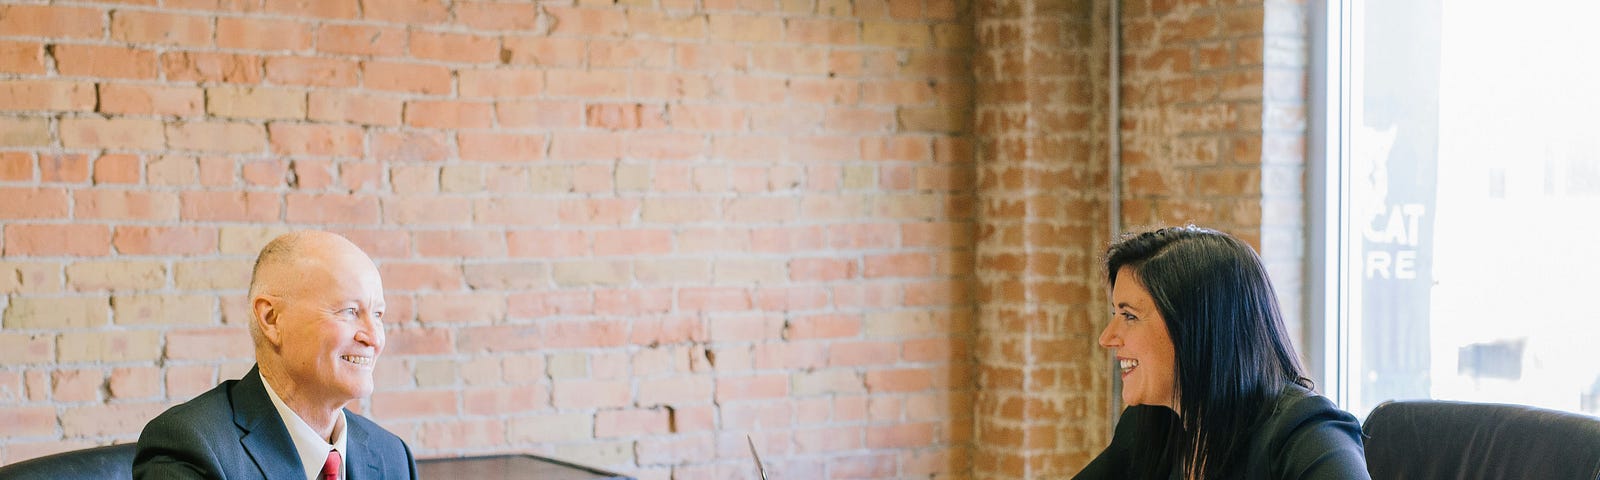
[[355, 313, 384, 348]]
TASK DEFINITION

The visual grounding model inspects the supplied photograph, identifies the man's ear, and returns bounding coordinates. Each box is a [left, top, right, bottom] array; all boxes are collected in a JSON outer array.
[[254, 295, 285, 347]]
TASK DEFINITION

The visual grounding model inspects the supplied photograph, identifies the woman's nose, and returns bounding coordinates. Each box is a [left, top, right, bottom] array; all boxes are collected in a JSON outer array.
[[1097, 320, 1118, 348]]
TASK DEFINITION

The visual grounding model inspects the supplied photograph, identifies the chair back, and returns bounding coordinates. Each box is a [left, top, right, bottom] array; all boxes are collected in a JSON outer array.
[[0, 443, 137, 480], [1363, 400, 1600, 480]]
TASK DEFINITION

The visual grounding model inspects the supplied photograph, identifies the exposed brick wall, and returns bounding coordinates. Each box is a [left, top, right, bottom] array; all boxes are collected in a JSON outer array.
[[0, 1, 979, 478], [1, 0, 1309, 477], [1118, 0, 1309, 337], [1120, 0, 1263, 239], [962, 0, 1308, 476], [970, 0, 1111, 478]]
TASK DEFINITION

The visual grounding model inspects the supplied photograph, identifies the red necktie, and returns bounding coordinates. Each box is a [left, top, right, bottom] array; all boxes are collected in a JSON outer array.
[[321, 449, 342, 480]]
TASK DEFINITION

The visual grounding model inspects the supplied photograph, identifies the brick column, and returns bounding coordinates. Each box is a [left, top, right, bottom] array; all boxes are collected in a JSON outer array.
[[971, 0, 1112, 478], [1119, 0, 1311, 346]]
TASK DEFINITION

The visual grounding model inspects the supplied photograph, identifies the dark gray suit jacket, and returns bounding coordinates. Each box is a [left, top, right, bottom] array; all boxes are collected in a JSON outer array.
[[133, 366, 417, 479], [1074, 385, 1370, 479]]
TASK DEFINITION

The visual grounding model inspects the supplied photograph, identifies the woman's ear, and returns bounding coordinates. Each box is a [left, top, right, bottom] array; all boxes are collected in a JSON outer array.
[[254, 295, 284, 347]]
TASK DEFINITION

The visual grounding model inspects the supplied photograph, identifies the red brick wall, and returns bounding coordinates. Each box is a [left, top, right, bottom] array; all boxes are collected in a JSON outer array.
[[971, 0, 1112, 477], [1118, 0, 1309, 338], [961, 0, 1309, 477], [0, 1, 978, 477], [1120, 0, 1268, 238], [1, 0, 1308, 477]]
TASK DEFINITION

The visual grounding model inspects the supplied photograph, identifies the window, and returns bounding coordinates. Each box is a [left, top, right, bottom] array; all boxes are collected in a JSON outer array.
[[1319, 0, 1600, 418]]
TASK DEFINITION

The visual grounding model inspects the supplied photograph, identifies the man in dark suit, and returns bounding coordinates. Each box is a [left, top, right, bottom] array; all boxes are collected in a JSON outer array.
[[135, 231, 416, 479]]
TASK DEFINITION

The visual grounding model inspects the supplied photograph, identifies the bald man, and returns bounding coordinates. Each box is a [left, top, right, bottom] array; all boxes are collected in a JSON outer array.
[[135, 231, 416, 480]]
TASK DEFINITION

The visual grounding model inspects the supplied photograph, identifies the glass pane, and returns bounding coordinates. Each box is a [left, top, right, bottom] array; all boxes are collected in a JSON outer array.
[[1342, 0, 1600, 418]]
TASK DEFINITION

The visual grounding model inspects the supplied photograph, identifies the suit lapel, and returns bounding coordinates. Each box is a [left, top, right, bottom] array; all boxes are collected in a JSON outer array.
[[232, 366, 305, 480]]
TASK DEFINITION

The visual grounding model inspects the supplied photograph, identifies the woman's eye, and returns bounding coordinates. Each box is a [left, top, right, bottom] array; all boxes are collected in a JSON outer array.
[[1121, 312, 1138, 322]]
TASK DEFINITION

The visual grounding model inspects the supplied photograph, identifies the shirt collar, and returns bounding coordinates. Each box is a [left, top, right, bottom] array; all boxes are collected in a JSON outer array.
[[262, 378, 349, 480]]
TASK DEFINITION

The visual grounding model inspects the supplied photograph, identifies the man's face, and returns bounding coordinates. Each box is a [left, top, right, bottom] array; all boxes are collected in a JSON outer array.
[[275, 250, 386, 407]]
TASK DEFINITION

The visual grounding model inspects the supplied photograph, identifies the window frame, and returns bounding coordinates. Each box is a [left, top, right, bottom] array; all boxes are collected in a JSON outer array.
[[1308, 0, 1352, 409]]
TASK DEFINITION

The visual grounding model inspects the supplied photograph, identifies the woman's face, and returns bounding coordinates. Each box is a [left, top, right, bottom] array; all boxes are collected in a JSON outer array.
[[1099, 266, 1178, 410]]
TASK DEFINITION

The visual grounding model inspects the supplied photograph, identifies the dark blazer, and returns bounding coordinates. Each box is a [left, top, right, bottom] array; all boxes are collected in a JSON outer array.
[[1075, 385, 1370, 479], [134, 366, 417, 480]]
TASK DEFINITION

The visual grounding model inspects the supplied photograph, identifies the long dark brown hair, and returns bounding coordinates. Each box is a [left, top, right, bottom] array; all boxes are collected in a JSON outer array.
[[1107, 226, 1311, 479]]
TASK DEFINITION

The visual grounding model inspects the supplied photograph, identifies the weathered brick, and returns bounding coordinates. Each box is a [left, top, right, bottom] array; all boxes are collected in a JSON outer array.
[[309, 90, 403, 126], [362, 61, 451, 95], [58, 330, 161, 362], [404, 100, 494, 129], [2, 225, 112, 257], [551, 379, 630, 409], [113, 226, 217, 255], [173, 259, 252, 290], [268, 123, 363, 157], [317, 24, 406, 56], [59, 118, 164, 150], [361, 0, 450, 24], [0, 80, 96, 112], [0, 188, 68, 220], [60, 403, 169, 437], [72, 190, 178, 222], [0, 119, 48, 147], [372, 131, 451, 163], [165, 328, 253, 360], [285, 193, 380, 225], [0, 5, 104, 39], [265, 0, 359, 19], [708, 13, 783, 42], [540, 6, 622, 37], [265, 56, 358, 87], [166, 122, 268, 154], [458, 132, 545, 162], [56, 45, 159, 79], [497, 100, 583, 128], [113, 295, 214, 326], [0, 262, 61, 295], [206, 87, 306, 120], [218, 17, 314, 51], [0, 333, 54, 364], [108, 366, 161, 400], [97, 84, 204, 116], [110, 11, 213, 46], [161, 51, 262, 83], [65, 261, 166, 292], [180, 191, 281, 222], [595, 408, 672, 438], [33, 154, 89, 184], [508, 413, 591, 443], [3, 296, 108, 329], [409, 30, 499, 63], [546, 70, 628, 98]]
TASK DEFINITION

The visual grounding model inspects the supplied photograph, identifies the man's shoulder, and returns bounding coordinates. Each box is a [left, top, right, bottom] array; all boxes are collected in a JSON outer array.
[[145, 379, 241, 432], [345, 410, 406, 444], [344, 409, 416, 474]]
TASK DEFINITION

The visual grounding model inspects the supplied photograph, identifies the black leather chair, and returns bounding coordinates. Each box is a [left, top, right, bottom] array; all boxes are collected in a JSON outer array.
[[0, 443, 137, 479], [1363, 400, 1600, 480]]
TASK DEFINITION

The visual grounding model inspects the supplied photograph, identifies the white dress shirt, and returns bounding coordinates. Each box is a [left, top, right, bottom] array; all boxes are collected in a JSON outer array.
[[262, 379, 350, 480]]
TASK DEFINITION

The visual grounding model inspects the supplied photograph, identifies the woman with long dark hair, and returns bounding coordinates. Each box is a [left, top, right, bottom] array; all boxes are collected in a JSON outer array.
[[1074, 226, 1369, 479]]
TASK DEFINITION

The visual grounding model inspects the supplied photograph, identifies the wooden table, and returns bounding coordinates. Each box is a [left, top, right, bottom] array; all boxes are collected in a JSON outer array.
[[417, 454, 633, 480]]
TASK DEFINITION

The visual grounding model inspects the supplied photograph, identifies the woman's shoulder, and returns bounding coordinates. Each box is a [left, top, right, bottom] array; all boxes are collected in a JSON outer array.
[[1254, 384, 1372, 479], [1259, 384, 1360, 445]]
